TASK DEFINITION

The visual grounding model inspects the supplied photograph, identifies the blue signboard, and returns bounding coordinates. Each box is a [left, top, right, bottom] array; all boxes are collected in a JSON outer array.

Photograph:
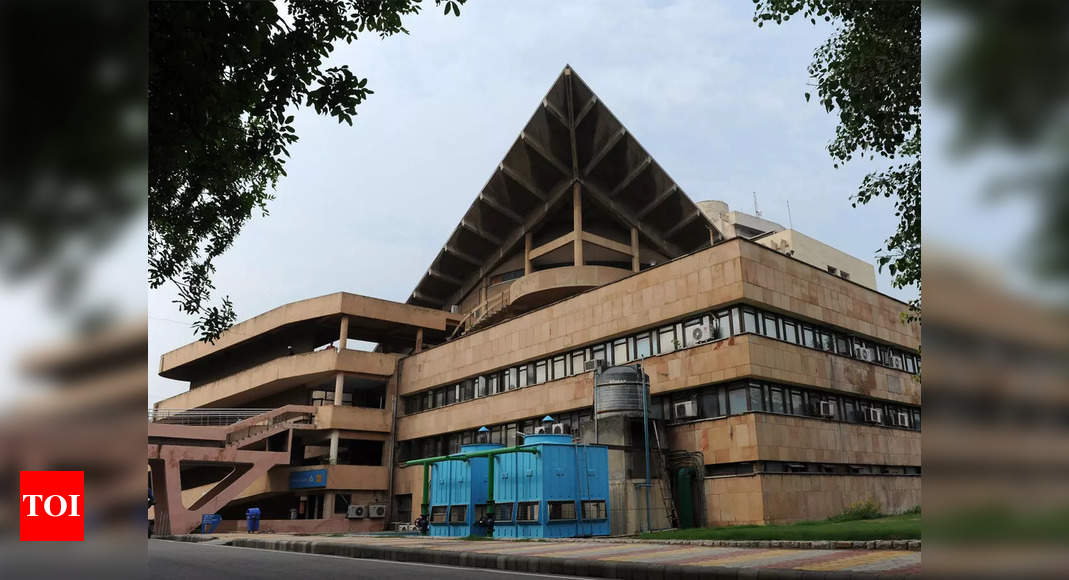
[[290, 469, 328, 489]]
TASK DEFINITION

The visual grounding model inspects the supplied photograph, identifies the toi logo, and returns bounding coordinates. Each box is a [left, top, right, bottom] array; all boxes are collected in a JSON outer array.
[[19, 471, 84, 541]]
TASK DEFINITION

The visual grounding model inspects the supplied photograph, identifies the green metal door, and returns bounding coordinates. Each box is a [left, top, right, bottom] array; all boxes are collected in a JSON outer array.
[[674, 467, 696, 528]]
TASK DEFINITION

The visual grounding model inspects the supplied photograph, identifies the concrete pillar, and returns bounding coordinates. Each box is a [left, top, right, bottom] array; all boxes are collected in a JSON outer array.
[[524, 231, 533, 275], [414, 328, 423, 354], [329, 431, 340, 465], [333, 372, 345, 406], [631, 227, 640, 272], [573, 183, 583, 266], [324, 493, 336, 519], [338, 315, 350, 350]]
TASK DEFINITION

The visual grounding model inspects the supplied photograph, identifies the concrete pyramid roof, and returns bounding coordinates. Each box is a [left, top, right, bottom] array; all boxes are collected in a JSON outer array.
[[408, 66, 717, 309]]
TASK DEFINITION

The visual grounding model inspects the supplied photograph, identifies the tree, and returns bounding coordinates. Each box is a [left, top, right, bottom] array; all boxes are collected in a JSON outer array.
[[149, 0, 465, 342], [753, 1, 920, 319]]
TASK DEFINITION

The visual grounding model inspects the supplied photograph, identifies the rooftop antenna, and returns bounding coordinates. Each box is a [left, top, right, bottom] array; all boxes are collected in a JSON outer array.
[[752, 192, 762, 217], [786, 200, 794, 229]]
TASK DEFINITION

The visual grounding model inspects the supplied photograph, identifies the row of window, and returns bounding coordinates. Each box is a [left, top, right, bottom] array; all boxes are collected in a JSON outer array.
[[429, 500, 607, 524], [652, 380, 921, 430], [396, 409, 593, 463], [738, 305, 921, 374], [704, 461, 921, 478], [404, 304, 920, 415]]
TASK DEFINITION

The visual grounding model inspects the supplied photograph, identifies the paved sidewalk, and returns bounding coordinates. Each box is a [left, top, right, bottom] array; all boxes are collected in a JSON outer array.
[[168, 533, 921, 577]]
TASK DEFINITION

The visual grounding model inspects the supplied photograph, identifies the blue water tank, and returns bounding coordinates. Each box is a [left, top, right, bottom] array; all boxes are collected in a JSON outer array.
[[425, 434, 610, 538], [429, 443, 503, 536]]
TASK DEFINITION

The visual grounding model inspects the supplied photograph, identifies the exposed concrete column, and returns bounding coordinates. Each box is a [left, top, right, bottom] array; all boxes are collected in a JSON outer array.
[[414, 328, 423, 354], [573, 183, 583, 266], [333, 372, 345, 406], [324, 493, 336, 519], [524, 231, 533, 275], [329, 430, 340, 465], [338, 315, 349, 350], [631, 227, 640, 272]]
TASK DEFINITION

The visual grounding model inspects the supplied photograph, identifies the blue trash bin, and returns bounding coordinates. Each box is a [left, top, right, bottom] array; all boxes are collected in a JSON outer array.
[[245, 507, 261, 533], [200, 514, 222, 534]]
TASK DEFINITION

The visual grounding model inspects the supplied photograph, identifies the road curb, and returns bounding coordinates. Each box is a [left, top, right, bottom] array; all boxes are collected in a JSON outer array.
[[184, 536, 918, 579]]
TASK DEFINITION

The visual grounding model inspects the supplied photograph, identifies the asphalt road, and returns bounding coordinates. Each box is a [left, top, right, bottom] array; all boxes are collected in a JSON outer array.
[[148, 539, 593, 580]]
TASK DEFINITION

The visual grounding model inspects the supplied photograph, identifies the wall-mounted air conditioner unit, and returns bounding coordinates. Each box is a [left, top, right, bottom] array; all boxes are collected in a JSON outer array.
[[854, 346, 874, 362], [673, 400, 698, 419], [688, 322, 713, 344], [583, 359, 606, 373], [819, 400, 836, 418], [368, 504, 387, 519], [534, 425, 548, 434], [866, 408, 883, 423], [896, 411, 910, 427], [551, 423, 567, 434], [347, 504, 367, 519], [891, 357, 905, 370]]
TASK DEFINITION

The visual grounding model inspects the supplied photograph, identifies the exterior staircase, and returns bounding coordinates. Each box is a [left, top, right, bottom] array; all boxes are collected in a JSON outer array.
[[148, 405, 315, 535]]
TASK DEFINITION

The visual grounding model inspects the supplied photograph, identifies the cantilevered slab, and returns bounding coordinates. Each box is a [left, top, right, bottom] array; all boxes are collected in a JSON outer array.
[[160, 292, 455, 381], [407, 65, 720, 311]]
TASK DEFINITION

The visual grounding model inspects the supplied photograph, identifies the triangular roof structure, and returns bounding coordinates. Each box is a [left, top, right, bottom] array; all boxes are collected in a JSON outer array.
[[407, 66, 719, 311]]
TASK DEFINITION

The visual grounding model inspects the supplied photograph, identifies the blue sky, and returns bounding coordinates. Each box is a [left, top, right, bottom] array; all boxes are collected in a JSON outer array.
[[148, 0, 919, 404]]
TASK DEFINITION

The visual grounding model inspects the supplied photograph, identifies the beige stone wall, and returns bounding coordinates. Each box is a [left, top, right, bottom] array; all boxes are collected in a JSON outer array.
[[157, 349, 399, 409], [401, 240, 916, 399], [702, 475, 765, 526], [638, 337, 753, 396], [396, 332, 918, 444], [396, 372, 593, 441], [758, 229, 878, 291], [667, 414, 759, 464], [701, 473, 920, 526], [400, 240, 747, 395], [752, 413, 920, 466], [160, 292, 449, 374], [758, 474, 921, 525], [665, 413, 918, 467], [314, 405, 392, 433], [738, 241, 919, 350], [747, 335, 920, 405]]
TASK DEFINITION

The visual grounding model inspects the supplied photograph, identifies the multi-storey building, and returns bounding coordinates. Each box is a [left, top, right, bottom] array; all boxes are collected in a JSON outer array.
[[150, 67, 920, 535]]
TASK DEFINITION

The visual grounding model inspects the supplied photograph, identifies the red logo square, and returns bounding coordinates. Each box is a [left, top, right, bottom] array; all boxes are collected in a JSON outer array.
[[19, 471, 84, 541]]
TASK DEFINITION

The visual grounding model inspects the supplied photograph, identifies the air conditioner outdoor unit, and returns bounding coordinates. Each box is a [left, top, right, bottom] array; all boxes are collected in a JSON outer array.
[[854, 347, 874, 362], [368, 504, 387, 519], [819, 400, 836, 418], [891, 357, 905, 370], [673, 400, 698, 419], [896, 411, 910, 427], [583, 359, 606, 373], [551, 423, 567, 434], [347, 504, 367, 519], [866, 408, 883, 423], [534, 425, 548, 434], [688, 322, 713, 344]]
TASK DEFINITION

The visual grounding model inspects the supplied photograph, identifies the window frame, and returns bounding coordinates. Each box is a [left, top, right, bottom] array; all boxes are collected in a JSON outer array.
[[634, 332, 652, 359], [548, 500, 577, 521], [782, 319, 798, 344], [516, 501, 539, 522], [581, 500, 607, 520], [657, 326, 677, 354], [551, 355, 566, 380]]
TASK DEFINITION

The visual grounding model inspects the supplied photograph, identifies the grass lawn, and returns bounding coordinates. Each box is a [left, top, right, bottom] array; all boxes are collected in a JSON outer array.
[[639, 513, 920, 542]]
